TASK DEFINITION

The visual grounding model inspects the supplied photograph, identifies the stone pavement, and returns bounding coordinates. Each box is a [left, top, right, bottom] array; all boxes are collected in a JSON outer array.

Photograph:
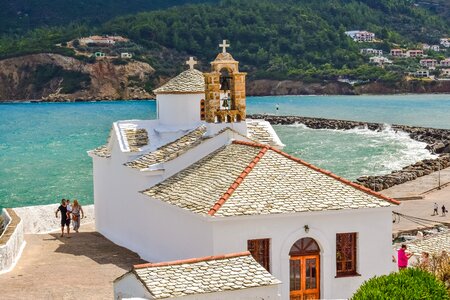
[[382, 166, 450, 199], [0, 223, 145, 299], [380, 167, 450, 235]]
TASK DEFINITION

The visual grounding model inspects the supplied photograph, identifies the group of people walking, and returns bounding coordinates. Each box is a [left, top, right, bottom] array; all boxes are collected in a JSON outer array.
[[55, 199, 85, 237], [433, 202, 447, 216]]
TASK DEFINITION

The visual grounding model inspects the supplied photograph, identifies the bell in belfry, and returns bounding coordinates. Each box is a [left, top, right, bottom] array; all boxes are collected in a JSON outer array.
[[220, 76, 231, 91], [222, 97, 229, 108]]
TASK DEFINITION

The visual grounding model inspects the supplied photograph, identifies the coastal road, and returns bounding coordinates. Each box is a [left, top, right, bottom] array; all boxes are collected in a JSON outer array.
[[0, 223, 146, 299], [381, 167, 450, 234]]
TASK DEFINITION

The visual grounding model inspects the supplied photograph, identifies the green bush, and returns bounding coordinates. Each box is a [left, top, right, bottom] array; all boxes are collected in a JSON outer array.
[[352, 268, 449, 300]]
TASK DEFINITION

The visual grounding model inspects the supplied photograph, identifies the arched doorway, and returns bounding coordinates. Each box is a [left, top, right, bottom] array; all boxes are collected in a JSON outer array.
[[289, 237, 320, 300]]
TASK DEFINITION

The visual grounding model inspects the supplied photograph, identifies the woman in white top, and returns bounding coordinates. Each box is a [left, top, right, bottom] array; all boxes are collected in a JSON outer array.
[[71, 199, 85, 233]]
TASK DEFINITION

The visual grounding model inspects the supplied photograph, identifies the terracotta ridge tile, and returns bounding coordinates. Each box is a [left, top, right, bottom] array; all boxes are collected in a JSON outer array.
[[133, 251, 251, 269], [232, 140, 400, 206], [208, 145, 269, 216]]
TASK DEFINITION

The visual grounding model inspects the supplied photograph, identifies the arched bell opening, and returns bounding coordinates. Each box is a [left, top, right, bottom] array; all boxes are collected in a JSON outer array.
[[219, 68, 234, 111], [289, 237, 320, 300]]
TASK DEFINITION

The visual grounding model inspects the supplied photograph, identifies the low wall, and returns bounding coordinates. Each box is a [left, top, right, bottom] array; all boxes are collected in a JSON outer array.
[[0, 208, 25, 273], [248, 114, 450, 191], [13, 203, 95, 234]]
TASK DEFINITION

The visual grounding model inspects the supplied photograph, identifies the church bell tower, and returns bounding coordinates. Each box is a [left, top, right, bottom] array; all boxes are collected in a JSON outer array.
[[204, 40, 247, 123]]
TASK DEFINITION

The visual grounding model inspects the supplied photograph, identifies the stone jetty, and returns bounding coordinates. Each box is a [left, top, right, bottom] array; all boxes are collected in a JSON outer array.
[[248, 114, 450, 191]]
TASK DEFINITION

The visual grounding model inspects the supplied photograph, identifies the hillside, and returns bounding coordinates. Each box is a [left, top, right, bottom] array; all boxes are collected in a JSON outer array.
[[416, 0, 450, 25], [102, 0, 449, 81], [0, 53, 154, 101], [0, 0, 449, 99], [0, 0, 214, 34]]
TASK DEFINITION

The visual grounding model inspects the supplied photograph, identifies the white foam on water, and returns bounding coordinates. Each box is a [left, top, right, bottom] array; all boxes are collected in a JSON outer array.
[[282, 123, 436, 179]]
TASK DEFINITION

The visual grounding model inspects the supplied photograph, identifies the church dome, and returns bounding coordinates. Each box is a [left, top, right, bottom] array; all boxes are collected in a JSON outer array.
[[153, 69, 205, 94]]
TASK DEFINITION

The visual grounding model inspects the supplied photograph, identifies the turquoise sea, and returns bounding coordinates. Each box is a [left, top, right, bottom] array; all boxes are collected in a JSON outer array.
[[0, 94, 449, 209]]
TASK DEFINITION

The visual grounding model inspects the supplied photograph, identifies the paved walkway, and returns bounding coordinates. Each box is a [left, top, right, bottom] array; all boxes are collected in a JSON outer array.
[[0, 223, 145, 299], [380, 167, 450, 234], [382, 166, 450, 199]]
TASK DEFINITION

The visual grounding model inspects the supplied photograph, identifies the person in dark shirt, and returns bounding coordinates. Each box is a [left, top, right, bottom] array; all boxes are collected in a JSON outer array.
[[55, 199, 71, 237]]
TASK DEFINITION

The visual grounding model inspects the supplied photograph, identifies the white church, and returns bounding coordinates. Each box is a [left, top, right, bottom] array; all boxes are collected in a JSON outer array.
[[88, 41, 399, 300]]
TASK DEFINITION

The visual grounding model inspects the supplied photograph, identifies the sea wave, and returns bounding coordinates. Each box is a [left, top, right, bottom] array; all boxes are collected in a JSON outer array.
[[280, 123, 435, 179]]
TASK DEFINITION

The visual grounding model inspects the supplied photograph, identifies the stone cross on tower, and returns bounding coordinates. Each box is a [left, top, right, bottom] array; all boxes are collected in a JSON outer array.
[[186, 57, 197, 70], [219, 40, 230, 53]]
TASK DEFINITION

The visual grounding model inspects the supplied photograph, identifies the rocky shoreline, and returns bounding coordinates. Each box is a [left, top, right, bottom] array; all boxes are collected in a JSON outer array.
[[248, 114, 450, 191]]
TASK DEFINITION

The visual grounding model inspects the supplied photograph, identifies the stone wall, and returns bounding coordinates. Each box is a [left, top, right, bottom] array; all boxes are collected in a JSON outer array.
[[0, 208, 24, 273], [248, 114, 450, 191]]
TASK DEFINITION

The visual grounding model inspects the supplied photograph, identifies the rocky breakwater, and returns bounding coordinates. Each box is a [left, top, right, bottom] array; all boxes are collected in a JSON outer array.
[[248, 114, 450, 191]]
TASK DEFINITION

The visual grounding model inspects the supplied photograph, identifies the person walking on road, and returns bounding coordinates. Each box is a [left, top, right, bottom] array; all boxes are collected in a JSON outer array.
[[442, 205, 447, 217], [55, 199, 71, 238], [433, 202, 439, 216], [71, 199, 85, 233]]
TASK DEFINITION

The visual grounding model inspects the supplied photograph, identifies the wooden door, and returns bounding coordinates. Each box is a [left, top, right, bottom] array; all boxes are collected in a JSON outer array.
[[290, 255, 320, 300]]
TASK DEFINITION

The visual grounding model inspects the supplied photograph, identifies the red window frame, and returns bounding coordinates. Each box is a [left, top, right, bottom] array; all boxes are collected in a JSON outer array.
[[336, 232, 358, 277], [248, 238, 270, 272]]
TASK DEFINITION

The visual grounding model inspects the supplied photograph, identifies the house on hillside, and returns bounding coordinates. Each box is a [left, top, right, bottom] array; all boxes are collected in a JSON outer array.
[[79, 35, 129, 46], [422, 44, 440, 52], [420, 59, 438, 69], [440, 59, 450, 67], [370, 56, 392, 66], [360, 48, 383, 56], [441, 69, 450, 77], [411, 70, 430, 78], [440, 38, 450, 48], [120, 52, 133, 59], [94, 51, 105, 59], [405, 50, 424, 58], [89, 42, 398, 300], [345, 30, 375, 42], [390, 49, 404, 57]]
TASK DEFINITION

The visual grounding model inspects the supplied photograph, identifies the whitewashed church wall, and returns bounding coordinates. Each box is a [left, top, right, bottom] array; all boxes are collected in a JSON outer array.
[[127, 193, 214, 262], [114, 273, 153, 299], [94, 149, 214, 262], [158, 94, 204, 127], [211, 207, 394, 300]]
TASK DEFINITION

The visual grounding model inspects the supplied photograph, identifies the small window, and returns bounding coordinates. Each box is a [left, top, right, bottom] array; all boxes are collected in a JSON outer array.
[[200, 99, 205, 121], [248, 239, 270, 272], [336, 233, 358, 277]]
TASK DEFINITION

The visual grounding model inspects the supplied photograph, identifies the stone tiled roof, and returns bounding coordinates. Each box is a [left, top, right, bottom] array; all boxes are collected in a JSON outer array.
[[125, 128, 149, 152], [407, 232, 450, 255], [91, 145, 111, 158], [246, 119, 283, 147], [125, 126, 207, 169], [153, 69, 205, 94], [143, 141, 398, 217], [130, 252, 280, 299]]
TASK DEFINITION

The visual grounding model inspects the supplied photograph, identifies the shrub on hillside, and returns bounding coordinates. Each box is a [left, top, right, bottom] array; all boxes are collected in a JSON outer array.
[[352, 268, 449, 300]]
